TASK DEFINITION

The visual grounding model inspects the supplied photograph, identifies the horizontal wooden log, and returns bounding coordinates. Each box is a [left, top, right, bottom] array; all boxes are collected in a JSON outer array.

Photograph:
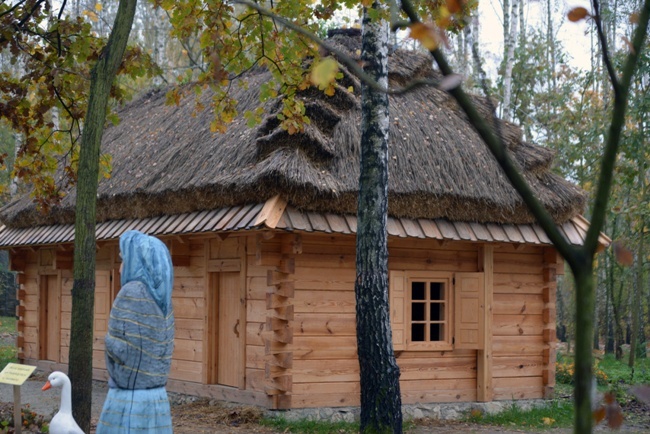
[[493, 314, 544, 336], [542, 308, 555, 324], [493, 293, 544, 315], [543, 328, 555, 343], [294, 290, 355, 313], [17, 273, 27, 285], [263, 326, 293, 344], [269, 281, 294, 298], [16, 336, 24, 348], [542, 284, 557, 303], [266, 293, 291, 309], [294, 313, 356, 336], [170, 239, 191, 267], [266, 352, 293, 369], [16, 305, 25, 317], [271, 305, 294, 321], [265, 374, 292, 394], [492, 356, 544, 378], [267, 270, 290, 286], [278, 257, 295, 274], [17, 289, 26, 300]]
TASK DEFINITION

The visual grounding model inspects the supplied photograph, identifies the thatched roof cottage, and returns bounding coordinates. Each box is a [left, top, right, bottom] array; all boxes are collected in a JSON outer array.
[[0, 31, 608, 410]]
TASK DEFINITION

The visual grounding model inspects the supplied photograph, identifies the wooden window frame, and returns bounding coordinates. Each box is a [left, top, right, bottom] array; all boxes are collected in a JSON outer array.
[[390, 270, 484, 352]]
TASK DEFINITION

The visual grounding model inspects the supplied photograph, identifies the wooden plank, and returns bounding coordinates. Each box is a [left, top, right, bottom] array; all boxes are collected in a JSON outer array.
[[291, 392, 360, 408], [294, 290, 355, 313], [493, 273, 545, 295], [417, 219, 444, 239], [294, 313, 356, 336], [401, 388, 477, 404], [493, 293, 544, 315], [478, 245, 493, 402], [166, 379, 271, 407], [493, 356, 544, 378], [493, 314, 544, 336], [493, 335, 545, 356], [454, 272, 484, 349], [401, 219, 425, 238], [324, 214, 351, 234], [387, 218, 407, 237]]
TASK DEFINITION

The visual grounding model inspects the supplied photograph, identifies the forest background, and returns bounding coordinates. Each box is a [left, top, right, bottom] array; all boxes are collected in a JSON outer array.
[[0, 0, 648, 430]]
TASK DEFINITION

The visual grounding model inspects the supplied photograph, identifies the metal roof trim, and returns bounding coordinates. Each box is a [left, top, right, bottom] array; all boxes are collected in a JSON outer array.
[[0, 203, 606, 250]]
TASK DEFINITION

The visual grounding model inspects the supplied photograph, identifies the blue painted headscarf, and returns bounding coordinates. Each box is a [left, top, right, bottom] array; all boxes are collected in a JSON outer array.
[[119, 230, 174, 315]]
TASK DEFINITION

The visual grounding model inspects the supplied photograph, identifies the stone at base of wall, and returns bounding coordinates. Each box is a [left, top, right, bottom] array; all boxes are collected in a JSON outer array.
[[265, 399, 549, 423]]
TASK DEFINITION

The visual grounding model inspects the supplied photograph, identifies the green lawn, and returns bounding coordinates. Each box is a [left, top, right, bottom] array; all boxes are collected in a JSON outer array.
[[0, 315, 17, 371]]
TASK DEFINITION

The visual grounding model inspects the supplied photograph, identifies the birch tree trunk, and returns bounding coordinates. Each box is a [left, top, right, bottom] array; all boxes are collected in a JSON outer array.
[[502, 0, 519, 121], [356, 3, 402, 432], [68, 0, 138, 431]]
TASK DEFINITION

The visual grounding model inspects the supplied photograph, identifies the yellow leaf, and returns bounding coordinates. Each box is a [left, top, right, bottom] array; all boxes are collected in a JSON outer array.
[[347, 86, 354, 93], [95, 3, 103, 12], [324, 86, 335, 97], [542, 417, 555, 425], [84, 10, 99, 22], [409, 22, 439, 50], [310, 57, 339, 89], [568, 7, 590, 22]]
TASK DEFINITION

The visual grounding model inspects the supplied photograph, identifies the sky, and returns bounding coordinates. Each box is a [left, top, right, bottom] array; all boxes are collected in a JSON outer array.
[[478, 0, 595, 76]]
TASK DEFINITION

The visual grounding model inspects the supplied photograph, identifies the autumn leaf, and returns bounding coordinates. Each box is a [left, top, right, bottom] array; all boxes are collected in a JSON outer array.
[[409, 22, 439, 50], [542, 417, 555, 425], [612, 241, 634, 266], [604, 392, 624, 429], [310, 57, 338, 90], [446, 0, 463, 14], [568, 7, 590, 22], [592, 406, 606, 424], [621, 36, 636, 54]]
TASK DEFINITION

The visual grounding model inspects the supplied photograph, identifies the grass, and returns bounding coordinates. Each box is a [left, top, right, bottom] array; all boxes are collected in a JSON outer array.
[[465, 400, 574, 430], [261, 417, 416, 434], [0, 316, 17, 371], [0, 316, 15, 334], [261, 417, 360, 433]]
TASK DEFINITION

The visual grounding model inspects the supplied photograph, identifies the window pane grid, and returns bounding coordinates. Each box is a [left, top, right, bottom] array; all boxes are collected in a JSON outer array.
[[410, 280, 447, 343]]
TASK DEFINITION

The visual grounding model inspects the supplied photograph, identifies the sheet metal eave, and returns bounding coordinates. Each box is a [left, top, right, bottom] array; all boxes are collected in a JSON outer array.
[[0, 204, 606, 250]]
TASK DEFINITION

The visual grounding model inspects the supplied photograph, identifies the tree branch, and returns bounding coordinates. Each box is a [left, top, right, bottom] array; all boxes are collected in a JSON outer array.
[[232, 0, 456, 96], [399, 0, 578, 266], [585, 0, 650, 254], [591, 0, 620, 92]]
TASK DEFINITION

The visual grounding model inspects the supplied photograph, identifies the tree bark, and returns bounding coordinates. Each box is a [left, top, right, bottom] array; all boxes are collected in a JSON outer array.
[[574, 264, 595, 434], [67, 0, 137, 431], [356, 4, 402, 433], [501, 0, 519, 121]]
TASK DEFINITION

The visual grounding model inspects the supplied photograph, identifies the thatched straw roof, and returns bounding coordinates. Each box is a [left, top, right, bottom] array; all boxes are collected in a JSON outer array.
[[0, 30, 585, 229]]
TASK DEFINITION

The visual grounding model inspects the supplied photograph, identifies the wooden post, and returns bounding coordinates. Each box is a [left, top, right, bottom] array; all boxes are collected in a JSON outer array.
[[14, 385, 21, 434], [477, 245, 493, 402], [542, 247, 558, 399]]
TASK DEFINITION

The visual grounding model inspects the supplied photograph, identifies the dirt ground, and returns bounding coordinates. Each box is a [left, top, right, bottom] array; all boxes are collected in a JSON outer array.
[[3, 329, 650, 433]]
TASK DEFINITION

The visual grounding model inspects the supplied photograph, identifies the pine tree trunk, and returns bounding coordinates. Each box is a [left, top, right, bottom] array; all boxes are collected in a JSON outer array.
[[356, 4, 402, 433], [67, 0, 137, 431]]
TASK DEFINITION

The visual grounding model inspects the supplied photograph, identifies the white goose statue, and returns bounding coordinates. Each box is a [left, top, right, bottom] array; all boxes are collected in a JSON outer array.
[[41, 371, 85, 434]]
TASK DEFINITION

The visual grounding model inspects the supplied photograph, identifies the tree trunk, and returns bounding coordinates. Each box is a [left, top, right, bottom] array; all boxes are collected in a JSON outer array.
[[356, 4, 402, 433], [501, 0, 518, 121], [573, 264, 595, 434], [67, 0, 137, 431]]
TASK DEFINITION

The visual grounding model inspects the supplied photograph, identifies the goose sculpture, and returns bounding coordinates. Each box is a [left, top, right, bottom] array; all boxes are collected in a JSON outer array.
[[41, 371, 85, 434]]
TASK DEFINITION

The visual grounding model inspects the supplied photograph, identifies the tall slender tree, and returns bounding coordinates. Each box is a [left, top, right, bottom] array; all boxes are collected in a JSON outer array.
[[355, 2, 402, 432], [68, 0, 138, 430]]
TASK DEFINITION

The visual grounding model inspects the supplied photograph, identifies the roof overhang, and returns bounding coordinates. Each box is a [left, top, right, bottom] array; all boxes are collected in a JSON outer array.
[[0, 196, 610, 250]]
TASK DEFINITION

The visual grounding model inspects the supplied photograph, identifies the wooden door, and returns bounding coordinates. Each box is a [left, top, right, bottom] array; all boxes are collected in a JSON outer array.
[[216, 272, 242, 387], [207, 271, 243, 387], [93, 270, 112, 369], [39, 274, 60, 362]]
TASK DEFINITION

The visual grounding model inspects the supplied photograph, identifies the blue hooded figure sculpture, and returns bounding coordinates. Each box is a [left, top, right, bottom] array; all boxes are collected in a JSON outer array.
[[97, 230, 175, 433]]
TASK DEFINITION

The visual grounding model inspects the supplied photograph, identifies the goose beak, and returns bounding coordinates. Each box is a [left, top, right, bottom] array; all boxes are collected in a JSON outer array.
[[42, 381, 52, 391]]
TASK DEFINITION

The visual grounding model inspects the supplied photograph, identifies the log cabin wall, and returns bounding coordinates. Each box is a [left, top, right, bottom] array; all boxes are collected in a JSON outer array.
[[11, 231, 559, 410]]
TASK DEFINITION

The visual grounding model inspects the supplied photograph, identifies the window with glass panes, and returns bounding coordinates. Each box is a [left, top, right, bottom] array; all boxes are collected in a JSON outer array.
[[409, 278, 448, 343]]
